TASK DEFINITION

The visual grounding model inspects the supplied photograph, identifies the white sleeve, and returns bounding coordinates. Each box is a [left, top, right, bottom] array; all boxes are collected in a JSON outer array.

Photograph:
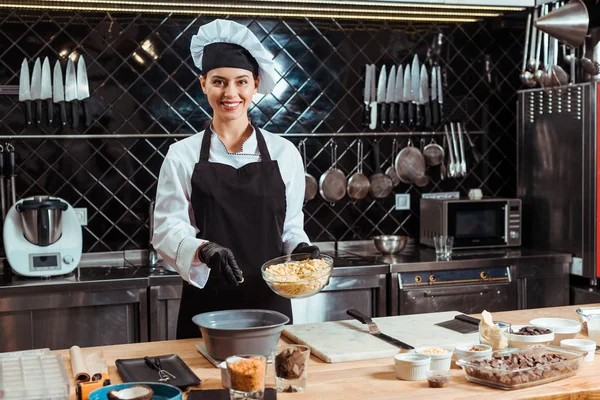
[[281, 146, 311, 254], [152, 153, 211, 288]]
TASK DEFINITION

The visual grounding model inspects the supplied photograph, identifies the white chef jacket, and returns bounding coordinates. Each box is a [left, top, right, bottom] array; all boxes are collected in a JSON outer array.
[[152, 126, 310, 289]]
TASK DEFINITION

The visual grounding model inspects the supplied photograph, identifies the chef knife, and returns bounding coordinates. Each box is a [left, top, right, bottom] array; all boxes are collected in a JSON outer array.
[[41, 57, 53, 126], [385, 65, 396, 127], [431, 66, 439, 127], [376, 65, 387, 128], [65, 58, 79, 128], [0, 146, 5, 221], [363, 64, 371, 128], [18, 58, 32, 127], [77, 55, 92, 127], [410, 55, 420, 128], [30, 58, 42, 126], [53, 60, 67, 127], [346, 309, 413, 350], [369, 64, 377, 130], [437, 66, 444, 124], [394, 65, 404, 126], [419, 65, 432, 129], [402, 64, 412, 127]]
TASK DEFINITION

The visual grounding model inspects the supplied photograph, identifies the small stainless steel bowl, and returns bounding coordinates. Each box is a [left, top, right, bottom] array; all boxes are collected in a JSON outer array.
[[373, 235, 408, 254]]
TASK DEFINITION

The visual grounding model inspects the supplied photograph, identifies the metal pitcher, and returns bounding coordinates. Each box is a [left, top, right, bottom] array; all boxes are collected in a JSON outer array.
[[16, 196, 68, 246]]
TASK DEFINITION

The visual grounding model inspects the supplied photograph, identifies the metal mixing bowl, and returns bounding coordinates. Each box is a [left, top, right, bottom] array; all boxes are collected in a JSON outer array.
[[373, 235, 408, 254]]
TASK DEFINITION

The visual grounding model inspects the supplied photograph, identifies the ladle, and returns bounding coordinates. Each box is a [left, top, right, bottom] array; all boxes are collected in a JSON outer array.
[[550, 37, 569, 86], [521, 13, 536, 87]]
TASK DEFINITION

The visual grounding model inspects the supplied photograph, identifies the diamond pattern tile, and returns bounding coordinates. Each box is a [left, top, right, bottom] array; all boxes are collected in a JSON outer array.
[[0, 9, 523, 252]]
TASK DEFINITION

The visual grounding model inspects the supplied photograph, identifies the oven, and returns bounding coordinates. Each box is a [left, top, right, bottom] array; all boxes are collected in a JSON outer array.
[[420, 198, 522, 249]]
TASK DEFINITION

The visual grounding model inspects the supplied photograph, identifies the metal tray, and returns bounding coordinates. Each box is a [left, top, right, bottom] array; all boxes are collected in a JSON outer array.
[[115, 354, 201, 389], [456, 345, 585, 390]]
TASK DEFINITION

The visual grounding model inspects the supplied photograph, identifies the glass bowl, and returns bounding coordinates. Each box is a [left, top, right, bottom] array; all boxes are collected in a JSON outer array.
[[261, 254, 333, 299]]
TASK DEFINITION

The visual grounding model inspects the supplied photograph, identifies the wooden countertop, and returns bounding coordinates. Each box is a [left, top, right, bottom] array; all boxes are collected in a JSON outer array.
[[54, 304, 600, 400]]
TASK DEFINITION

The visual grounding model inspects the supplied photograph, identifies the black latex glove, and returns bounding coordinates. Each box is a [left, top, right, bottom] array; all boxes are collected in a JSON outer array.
[[198, 242, 244, 285], [292, 242, 320, 259]]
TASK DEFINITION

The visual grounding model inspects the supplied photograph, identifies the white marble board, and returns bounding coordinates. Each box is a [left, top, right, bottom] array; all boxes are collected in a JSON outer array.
[[282, 311, 480, 363]]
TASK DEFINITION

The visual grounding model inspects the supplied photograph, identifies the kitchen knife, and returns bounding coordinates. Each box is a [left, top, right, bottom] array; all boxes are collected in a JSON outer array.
[[419, 65, 431, 129], [376, 65, 387, 128], [53, 60, 67, 127], [0, 146, 5, 221], [410, 55, 420, 129], [77, 55, 92, 127], [394, 65, 404, 126], [385, 65, 396, 127], [41, 57, 53, 126], [369, 64, 377, 130], [437, 66, 444, 124], [65, 58, 79, 128], [402, 64, 412, 127], [18, 58, 32, 127], [346, 309, 414, 350], [431, 66, 439, 127], [31, 58, 42, 126], [363, 64, 371, 128]]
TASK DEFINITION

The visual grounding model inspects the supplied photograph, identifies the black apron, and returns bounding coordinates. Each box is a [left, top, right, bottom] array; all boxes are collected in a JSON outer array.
[[176, 125, 292, 339]]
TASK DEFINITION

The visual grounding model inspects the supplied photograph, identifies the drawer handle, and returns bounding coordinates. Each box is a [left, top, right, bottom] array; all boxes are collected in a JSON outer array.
[[423, 289, 491, 297]]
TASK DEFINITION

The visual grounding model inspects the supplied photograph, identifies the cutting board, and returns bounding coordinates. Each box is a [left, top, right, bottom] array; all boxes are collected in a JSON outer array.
[[282, 311, 480, 363]]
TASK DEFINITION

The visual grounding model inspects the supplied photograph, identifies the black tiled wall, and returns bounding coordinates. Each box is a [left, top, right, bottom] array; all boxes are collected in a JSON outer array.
[[0, 10, 523, 251]]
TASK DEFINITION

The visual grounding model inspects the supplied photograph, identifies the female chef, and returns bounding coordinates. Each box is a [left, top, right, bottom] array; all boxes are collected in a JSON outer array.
[[152, 19, 320, 339]]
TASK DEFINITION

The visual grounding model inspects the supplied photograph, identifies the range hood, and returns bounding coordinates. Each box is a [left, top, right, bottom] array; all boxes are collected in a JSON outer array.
[[1, 0, 531, 22]]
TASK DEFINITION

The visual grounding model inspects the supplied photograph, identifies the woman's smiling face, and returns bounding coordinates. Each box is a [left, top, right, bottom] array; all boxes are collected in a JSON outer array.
[[200, 67, 259, 121]]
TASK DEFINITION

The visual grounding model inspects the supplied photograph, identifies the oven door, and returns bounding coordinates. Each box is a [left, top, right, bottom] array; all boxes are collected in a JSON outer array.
[[447, 201, 507, 248], [399, 282, 510, 315]]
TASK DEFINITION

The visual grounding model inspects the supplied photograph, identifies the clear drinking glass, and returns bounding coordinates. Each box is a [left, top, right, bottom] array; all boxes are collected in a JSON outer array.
[[226, 355, 267, 400], [272, 344, 310, 393], [478, 320, 511, 350], [587, 315, 600, 343], [433, 235, 454, 259]]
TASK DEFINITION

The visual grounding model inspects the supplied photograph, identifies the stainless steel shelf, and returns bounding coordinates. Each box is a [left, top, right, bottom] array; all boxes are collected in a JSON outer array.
[[0, 131, 485, 140]]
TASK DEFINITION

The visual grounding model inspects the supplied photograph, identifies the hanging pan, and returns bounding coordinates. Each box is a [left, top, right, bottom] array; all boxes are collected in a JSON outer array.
[[319, 140, 347, 205], [347, 139, 370, 201], [369, 140, 393, 199], [299, 141, 318, 202], [394, 138, 425, 184], [423, 137, 444, 167]]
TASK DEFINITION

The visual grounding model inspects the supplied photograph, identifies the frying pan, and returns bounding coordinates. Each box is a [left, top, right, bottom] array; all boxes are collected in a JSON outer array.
[[369, 140, 393, 199], [319, 140, 347, 205], [299, 141, 317, 202], [394, 138, 425, 185], [385, 139, 401, 187], [422, 137, 444, 167], [347, 139, 370, 200]]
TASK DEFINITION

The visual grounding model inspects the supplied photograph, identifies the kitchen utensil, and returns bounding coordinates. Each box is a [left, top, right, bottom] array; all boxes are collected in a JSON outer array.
[[419, 64, 431, 128], [187, 389, 276, 400], [16, 196, 68, 246], [319, 140, 346, 205], [53, 60, 67, 127], [385, 139, 400, 186], [6, 143, 15, 208], [372, 235, 408, 254], [262, 253, 333, 299], [457, 122, 467, 176], [563, 45, 576, 84], [581, 42, 599, 75], [30, 58, 42, 126], [346, 309, 413, 350], [415, 346, 453, 371], [560, 339, 596, 362], [534, 0, 588, 48], [443, 125, 456, 177], [386, 65, 396, 127], [528, 8, 539, 72], [449, 123, 462, 177], [395, 354, 430, 381], [65, 58, 78, 128], [529, 318, 581, 345], [347, 139, 370, 200], [395, 138, 425, 184], [534, 7, 546, 84], [436, 66, 443, 124], [369, 64, 377, 130], [423, 137, 444, 167], [410, 55, 420, 127], [376, 65, 387, 127], [299, 142, 317, 202], [19, 58, 32, 127], [369, 140, 393, 198], [440, 136, 447, 180], [403, 64, 412, 126], [0, 146, 5, 221], [394, 65, 404, 126], [508, 325, 555, 348], [521, 13, 536, 87], [435, 314, 481, 334], [454, 344, 492, 364], [363, 64, 371, 127], [143, 356, 177, 382], [550, 37, 569, 86], [89, 383, 182, 400], [40, 57, 53, 126], [77, 55, 92, 127], [191, 309, 289, 360], [576, 307, 600, 333], [463, 127, 481, 163], [431, 66, 439, 126]]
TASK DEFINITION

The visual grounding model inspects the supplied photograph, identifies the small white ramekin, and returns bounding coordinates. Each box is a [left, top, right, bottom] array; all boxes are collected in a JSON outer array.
[[415, 347, 454, 371], [219, 361, 230, 388], [394, 353, 430, 381], [560, 339, 597, 362]]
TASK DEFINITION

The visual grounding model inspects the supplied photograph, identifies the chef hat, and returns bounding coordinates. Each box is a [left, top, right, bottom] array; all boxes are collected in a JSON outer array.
[[190, 19, 278, 94]]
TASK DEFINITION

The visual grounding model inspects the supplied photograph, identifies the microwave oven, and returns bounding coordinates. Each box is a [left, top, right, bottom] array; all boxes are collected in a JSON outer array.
[[420, 198, 522, 249]]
